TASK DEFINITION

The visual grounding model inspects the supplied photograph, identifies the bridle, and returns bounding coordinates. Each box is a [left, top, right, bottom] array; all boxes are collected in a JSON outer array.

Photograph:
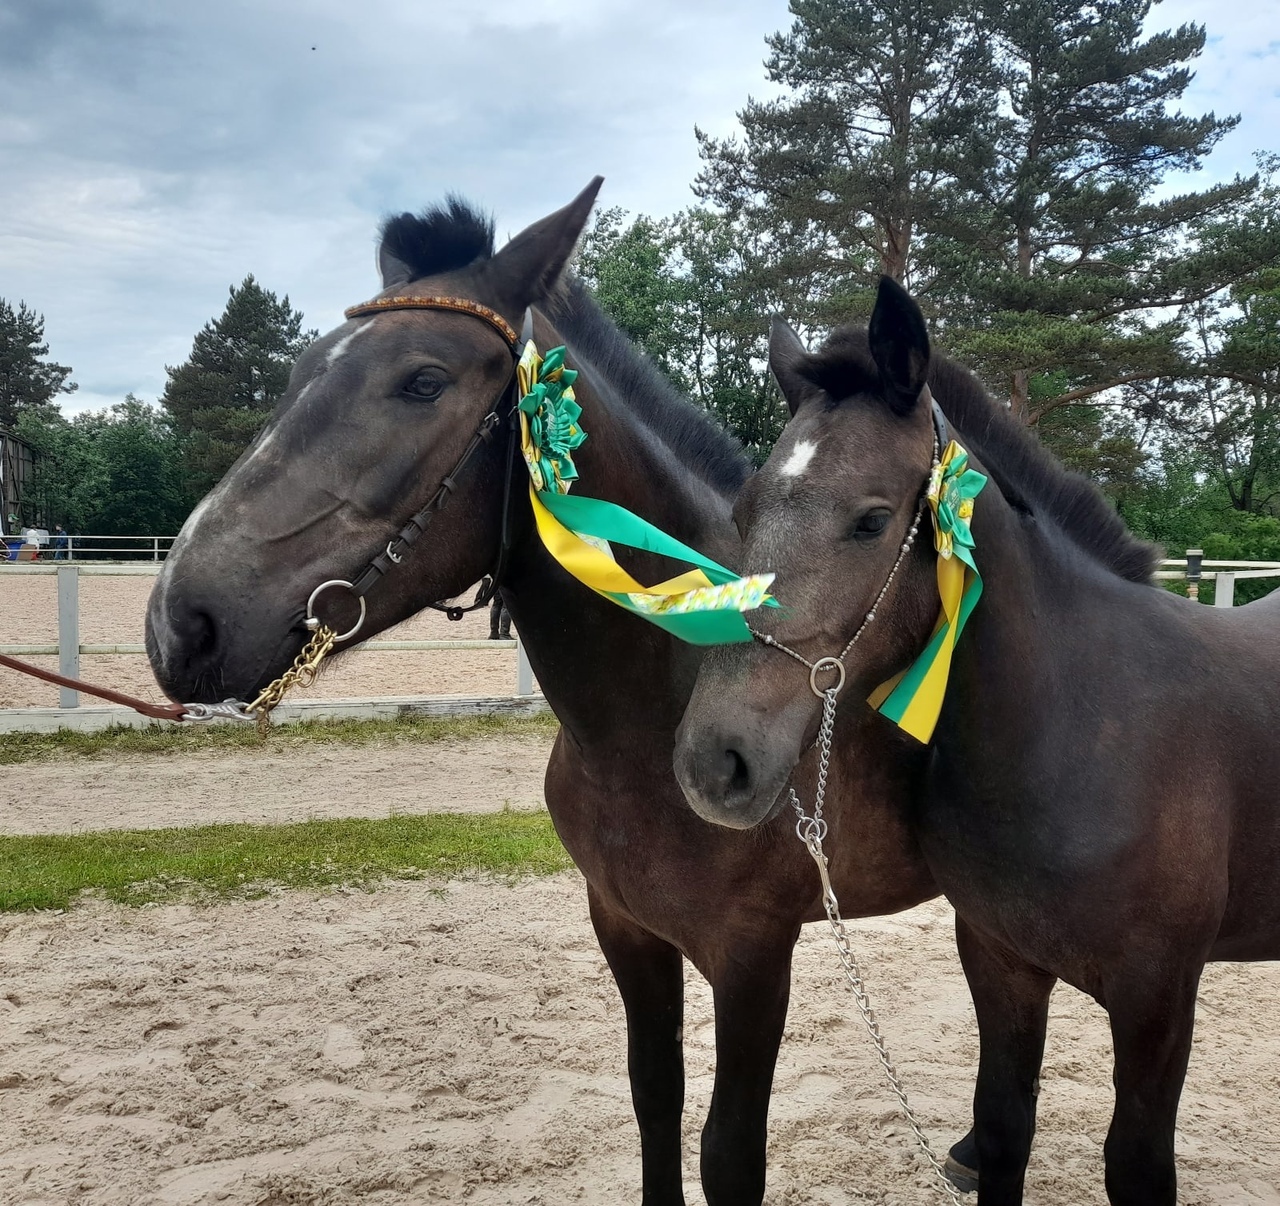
[[307, 294, 534, 639]]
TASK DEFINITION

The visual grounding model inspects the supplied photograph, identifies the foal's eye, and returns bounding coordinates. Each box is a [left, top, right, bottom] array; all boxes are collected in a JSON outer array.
[[850, 510, 891, 541], [403, 369, 447, 403]]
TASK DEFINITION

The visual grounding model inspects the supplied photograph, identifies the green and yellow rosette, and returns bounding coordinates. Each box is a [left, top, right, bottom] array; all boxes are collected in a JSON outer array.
[[869, 440, 987, 742], [516, 341, 776, 644]]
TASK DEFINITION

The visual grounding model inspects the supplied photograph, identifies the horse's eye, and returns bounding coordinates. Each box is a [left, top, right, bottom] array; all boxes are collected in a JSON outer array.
[[403, 369, 447, 403], [851, 510, 891, 541]]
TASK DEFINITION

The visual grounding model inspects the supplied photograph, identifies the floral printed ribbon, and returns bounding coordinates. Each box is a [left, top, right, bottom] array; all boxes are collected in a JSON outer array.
[[516, 341, 776, 644], [869, 440, 987, 742]]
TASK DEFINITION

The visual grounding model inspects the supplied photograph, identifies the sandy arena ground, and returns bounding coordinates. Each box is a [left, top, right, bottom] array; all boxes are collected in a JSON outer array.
[[3, 737, 1280, 1205], [0, 573, 517, 709]]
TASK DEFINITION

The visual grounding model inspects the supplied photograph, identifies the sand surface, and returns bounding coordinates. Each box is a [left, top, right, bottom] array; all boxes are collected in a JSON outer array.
[[3, 742, 1279, 1204], [0, 574, 517, 709]]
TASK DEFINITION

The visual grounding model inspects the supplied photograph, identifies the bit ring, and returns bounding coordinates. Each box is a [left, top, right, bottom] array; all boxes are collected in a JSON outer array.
[[305, 579, 366, 643]]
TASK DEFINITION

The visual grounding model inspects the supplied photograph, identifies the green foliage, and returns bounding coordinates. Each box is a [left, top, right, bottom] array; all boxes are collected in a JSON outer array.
[[578, 207, 788, 461], [944, 0, 1267, 417], [14, 397, 188, 535], [0, 810, 571, 912], [0, 298, 75, 428], [161, 275, 316, 496], [1120, 446, 1280, 603], [1034, 403, 1148, 503]]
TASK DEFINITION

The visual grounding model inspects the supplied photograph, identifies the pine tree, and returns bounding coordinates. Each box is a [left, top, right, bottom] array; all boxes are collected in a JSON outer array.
[[0, 299, 76, 428], [695, 0, 997, 323], [695, 0, 1280, 431], [161, 276, 315, 494], [945, 0, 1270, 419]]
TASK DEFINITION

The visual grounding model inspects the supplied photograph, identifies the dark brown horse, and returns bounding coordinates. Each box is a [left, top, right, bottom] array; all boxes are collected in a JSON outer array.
[[145, 184, 943, 1204], [674, 276, 1280, 1204]]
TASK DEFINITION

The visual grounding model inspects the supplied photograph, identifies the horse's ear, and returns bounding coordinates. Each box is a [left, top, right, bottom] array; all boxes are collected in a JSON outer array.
[[379, 232, 414, 288], [868, 276, 930, 416], [769, 318, 820, 416], [486, 177, 604, 315]]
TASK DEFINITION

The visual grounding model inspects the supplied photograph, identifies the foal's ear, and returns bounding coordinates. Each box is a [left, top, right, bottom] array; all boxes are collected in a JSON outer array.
[[769, 318, 821, 416], [486, 177, 604, 317], [868, 276, 930, 416]]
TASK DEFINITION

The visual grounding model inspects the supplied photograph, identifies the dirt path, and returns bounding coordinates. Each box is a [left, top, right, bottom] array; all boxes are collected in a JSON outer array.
[[1, 734, 556, 834]]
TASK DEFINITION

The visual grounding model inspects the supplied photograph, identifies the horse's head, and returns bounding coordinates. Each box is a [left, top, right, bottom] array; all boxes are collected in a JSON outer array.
[[674, 277, 942, 828], [147, 179, 602, 704]]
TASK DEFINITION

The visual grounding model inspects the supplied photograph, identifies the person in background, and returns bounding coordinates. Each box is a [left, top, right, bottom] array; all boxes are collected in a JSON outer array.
[[489, 593, 512, 641], [52, 524, 69, 560]]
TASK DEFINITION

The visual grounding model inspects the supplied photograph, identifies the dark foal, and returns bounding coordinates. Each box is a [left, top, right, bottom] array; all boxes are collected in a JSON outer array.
[[145, 185, 942, 1204], [675, 277, 1280, 1205]]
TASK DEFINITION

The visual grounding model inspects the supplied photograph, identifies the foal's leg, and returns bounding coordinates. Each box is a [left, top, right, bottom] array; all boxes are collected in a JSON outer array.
[[589, 889, 687, 1206], [1101, 964, 1202, 1206], [955, 917, 1056, 1206], [699, 931, 798, 1206]]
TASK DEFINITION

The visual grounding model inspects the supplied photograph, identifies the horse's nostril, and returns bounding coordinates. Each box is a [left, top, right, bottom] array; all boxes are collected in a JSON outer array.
[[172, 606, 217, 661], [725, 748, 750, 796]]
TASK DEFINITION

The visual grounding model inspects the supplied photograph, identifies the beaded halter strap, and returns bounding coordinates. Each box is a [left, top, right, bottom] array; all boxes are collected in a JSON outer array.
[[344, 296, 519, 346]]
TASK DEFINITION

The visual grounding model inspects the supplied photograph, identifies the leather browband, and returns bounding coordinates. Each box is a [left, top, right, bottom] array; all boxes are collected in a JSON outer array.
[[343, 295, 520, 349]]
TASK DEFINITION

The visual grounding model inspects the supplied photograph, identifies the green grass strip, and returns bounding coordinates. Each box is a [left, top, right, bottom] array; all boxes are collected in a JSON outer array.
[[0, 810, 572, 912], [0, 711, 559, 766]]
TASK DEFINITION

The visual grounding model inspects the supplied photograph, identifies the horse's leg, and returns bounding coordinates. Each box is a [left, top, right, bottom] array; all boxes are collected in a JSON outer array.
[[955, 916, 1056, 1206], [588, 888, 687, 1206], [699, 930, 798, 1206], [1101, 964, 1202, 1206]]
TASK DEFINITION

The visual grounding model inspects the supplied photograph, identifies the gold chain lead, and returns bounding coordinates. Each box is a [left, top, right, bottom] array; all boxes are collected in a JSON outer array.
[[245, 624, 338, 733]]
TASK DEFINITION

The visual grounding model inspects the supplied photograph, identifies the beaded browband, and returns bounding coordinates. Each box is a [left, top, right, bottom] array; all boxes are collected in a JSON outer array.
[[343, 295, 520, 348]]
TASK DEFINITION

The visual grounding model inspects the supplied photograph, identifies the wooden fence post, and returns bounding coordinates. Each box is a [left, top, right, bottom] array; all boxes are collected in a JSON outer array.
[[1214, 572, 1235, 608]]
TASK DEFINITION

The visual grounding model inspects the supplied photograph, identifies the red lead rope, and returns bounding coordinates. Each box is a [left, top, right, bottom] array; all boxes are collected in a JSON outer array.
[[0, 653, 187, 721]]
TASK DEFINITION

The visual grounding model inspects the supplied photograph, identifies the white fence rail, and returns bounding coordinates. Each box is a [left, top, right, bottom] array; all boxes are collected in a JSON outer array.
[[2, 533, 178, 561], [1, 557, 1276, 724], [0, 563, 536, 712]]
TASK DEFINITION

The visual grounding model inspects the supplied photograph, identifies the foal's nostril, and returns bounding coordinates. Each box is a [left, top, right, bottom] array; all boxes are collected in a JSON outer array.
[[725, 748, 751, 797]]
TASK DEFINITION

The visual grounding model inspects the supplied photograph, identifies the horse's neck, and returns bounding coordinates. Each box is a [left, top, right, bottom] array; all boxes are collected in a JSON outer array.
[[501, 351, 739, 755], [935, 472, 1147, 765]]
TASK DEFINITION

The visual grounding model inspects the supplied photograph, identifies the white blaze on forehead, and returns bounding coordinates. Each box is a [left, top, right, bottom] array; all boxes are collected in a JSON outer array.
[[325, 319, 372, 367], [779, 439, 818, 479]]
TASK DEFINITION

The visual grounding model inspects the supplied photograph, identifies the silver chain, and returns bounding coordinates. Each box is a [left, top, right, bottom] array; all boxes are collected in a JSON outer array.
[[790, 688, 964, 1204]]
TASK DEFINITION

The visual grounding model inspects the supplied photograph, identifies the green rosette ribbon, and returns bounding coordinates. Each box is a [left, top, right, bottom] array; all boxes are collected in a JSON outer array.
[[516, 341, 776, 644], [870, 440, 987, 743]]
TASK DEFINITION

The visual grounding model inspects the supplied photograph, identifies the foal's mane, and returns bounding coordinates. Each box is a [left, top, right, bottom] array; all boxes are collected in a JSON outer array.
[[811, 328, 1158, 584], [375, 201, 751, 496]]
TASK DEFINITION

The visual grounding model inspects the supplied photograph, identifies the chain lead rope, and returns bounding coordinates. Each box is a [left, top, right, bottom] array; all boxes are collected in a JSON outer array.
[[789, 687, 963, 1204]]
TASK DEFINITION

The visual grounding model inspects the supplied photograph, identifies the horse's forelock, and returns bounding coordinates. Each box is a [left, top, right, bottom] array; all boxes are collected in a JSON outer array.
[[378, 197, 496, 285]]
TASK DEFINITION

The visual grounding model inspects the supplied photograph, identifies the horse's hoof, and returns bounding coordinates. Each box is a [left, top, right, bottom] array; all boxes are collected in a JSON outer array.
[[943, 1154, 978, 1193], [944, 1133, 979, 1194]]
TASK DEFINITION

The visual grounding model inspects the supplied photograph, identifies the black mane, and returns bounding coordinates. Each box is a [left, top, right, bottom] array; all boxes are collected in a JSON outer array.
[[811, 328, 1158, 584], [549, 279, 752, 495], [378, 198, 496, 281]]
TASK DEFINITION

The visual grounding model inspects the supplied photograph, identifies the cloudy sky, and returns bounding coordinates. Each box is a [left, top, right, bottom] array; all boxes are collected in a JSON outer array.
[[2, 0, 1276, 415]]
